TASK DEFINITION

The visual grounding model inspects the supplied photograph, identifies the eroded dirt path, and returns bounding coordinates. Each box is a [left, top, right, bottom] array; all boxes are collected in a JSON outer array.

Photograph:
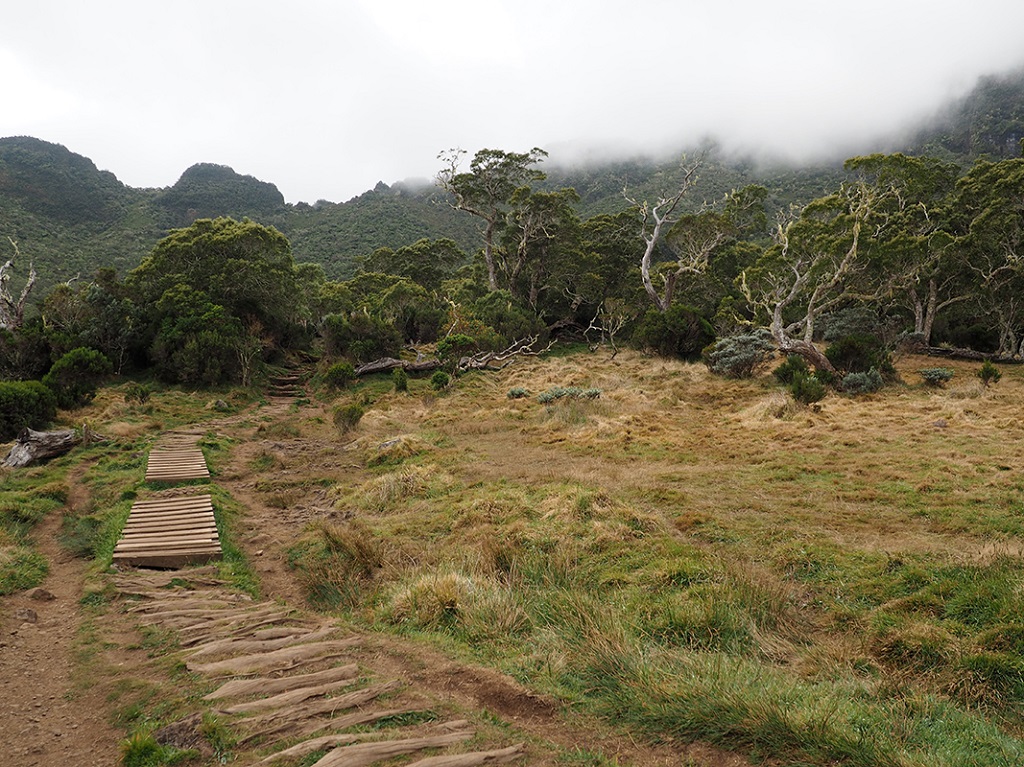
[[0, 467, 120, 767]]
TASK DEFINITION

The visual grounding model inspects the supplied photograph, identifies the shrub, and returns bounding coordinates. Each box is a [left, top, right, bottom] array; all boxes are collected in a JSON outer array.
[[703, 329, 776, 378], [977, 360, 1002, 387], [824, 333, 895, 379], [42, 347, 112, 409], [0, 380, 58, 440], [123, 382, 151, 404], [430, 371, 451, 391], [841, 368, 884, 395], [919, 368, 954, 387], [507, 387, 530, 399], [324, 361, 356, 389], [634, 305, 715, 361], [321, 311, 402, 362], [392, 367, 409, 393], [790, 371, 826, 405], [773, 354, 809, 385], [436, 333, 478, 362], [333, 403, 365, 434]]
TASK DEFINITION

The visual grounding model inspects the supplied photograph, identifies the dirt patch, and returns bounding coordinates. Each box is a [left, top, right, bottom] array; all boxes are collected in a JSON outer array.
[[0, 466, 120, 767]]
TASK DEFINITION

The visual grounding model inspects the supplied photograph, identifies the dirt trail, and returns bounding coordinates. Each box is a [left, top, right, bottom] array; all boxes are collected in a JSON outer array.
[[0, 468, 120, 767]]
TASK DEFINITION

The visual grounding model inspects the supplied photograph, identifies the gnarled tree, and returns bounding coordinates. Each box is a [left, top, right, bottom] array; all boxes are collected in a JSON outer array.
[[740, 182, 887, 371], [0, 238, 37, 332], [436, 147, 548, 292]]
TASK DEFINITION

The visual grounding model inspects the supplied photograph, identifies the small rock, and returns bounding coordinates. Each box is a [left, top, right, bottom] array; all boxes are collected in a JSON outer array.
[[933, 419, 948, 429], [15, 608, 38, 624], [26, 587, 56, 602], [255, 549, 264, 556]]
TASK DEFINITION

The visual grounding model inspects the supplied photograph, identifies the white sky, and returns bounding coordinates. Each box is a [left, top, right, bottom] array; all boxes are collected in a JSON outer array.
[[2, 1, 1023, 204]]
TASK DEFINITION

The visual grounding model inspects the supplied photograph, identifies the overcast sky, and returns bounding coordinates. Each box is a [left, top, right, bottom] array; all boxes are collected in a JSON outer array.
[[3, 1, 1024, 204]]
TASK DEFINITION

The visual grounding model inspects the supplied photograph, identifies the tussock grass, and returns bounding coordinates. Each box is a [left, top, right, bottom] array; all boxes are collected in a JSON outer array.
[[71, 350, 1024, 764]]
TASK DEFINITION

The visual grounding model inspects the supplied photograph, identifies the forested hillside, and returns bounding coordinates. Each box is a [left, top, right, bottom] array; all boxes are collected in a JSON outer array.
[[2, 68, 1021, 297]]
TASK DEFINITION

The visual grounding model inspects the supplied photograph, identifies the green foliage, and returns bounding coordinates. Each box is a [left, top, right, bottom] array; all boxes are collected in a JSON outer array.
[[840, 368, 884, 395], [436, 333, 477, 361], [392, 367, 409, 392], [773, 354, 810, 385], [42, 347, 112, 409], [430, 371, 451, 391], [360, 237, 467, 292], [633, 305, 715, 361], [320, 311, 402, 362], [703, 329, 776, 378], [507, 387, 530, 399], [977, 360, 1002, 387], [919, 368, 954, 386], [324, 361, 356, 389], [332, 403, 365, 434], [129, 217, 301, 371], [790, 371, 826, 404], [123, 382, 151, 404], [470, 291, 545, 347], [0, 380, 57, 440], [824, 333, 895, 378], [148, 286, 241, 386]]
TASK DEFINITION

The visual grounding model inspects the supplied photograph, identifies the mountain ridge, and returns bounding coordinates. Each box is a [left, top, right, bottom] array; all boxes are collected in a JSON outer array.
[[2, 67, 1022, 295]]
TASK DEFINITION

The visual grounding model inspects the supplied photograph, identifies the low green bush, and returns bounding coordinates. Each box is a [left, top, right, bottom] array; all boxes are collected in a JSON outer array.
[[0, 380, 57, 440], [507, 387, 530, 399], [790, 371, 826, 405], [42, 347, 111, 409], [977, 360, 1002, 387], [324, 361, 356, 389], [634, 305, 715, 361], [841, 368, 884, 395], [919, 368, 954, 387], [773, 354, 809, 385], [332, 403, 365, 434], [392, 367, 409, 392], [430, 371, 451, 391]]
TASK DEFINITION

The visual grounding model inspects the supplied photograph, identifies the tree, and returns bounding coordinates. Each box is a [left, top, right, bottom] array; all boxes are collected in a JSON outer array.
[[624, 159, 704, 312], [128, 217, 300, 342], [952, 157, 1024, 355], [436, 147, 548, 292], [740, 182, 886, 371], [360, 238, 467, 292], [0, 238, 37, 332], [844, 153, 966, 344], [500, 187, 583, 311]]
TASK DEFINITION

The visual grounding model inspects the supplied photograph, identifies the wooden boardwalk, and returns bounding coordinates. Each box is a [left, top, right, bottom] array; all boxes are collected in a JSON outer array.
[[113, 494, 222, 568], [145, 446, 210, 482], [115, 435, 221, 568]]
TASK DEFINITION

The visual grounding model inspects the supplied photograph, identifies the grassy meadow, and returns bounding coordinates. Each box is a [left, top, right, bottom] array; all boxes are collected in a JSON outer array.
[[286, 348, 1024, 766], [3, 347, 1024, 766]]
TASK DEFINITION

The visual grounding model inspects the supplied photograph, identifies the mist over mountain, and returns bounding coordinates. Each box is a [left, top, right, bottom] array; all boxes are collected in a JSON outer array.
[[1, 67, 1022, 297]]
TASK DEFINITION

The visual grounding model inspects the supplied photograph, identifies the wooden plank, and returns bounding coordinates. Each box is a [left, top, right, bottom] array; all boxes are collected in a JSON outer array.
[[124, 510, 217, 524], [113, 551, 222, 568], [130, 495, 213, 508], [125, 517, 215, 529]]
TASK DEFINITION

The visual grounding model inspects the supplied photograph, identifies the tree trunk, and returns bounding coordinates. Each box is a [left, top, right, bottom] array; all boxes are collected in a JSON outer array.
[[3, 428, 81, 468], [354, 357, 441, 376], [483, 219, 499, 292]]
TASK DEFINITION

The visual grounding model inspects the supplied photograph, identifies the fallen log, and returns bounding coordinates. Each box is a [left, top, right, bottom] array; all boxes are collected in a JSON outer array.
[[354, 357, 441, 376], [2, 428, 81, 468]]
